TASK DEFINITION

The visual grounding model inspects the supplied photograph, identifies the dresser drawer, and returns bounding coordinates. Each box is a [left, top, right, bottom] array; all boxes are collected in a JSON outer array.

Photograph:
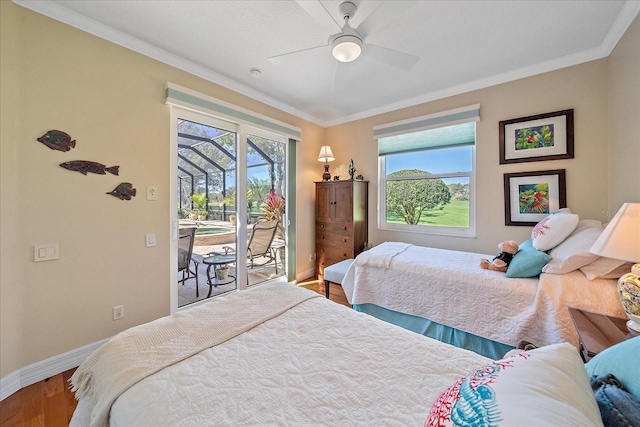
[[316, 222, 353, 237], [317, 242, 354, 261]]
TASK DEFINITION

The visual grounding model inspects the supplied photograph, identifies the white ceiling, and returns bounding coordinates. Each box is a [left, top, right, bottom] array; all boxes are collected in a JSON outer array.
[[15, 0, 640, 126]]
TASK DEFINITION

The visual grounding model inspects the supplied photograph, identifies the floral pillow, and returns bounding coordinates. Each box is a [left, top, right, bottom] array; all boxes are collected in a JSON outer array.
[[425, 343, 602, 427], [531, 210, 579, 251]]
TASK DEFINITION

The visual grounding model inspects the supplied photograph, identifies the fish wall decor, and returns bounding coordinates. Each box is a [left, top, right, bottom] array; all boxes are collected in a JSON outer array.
[[37, 130, 76, 152], [107, 183, 136, 200], [60, 161, 119, 176]]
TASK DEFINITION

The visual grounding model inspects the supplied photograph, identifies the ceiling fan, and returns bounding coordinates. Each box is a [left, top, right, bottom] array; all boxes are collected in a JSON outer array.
[[268, 1, 419, 88]]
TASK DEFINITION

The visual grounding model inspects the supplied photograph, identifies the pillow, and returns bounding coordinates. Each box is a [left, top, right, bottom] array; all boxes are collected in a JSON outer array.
[[531, 210, 580, 251], [579, 257, 634, 280], [506, 239, 552, 278], [542, 221, 603, 274], [425, 343, 603, 427], [586, 337, 640, 398]]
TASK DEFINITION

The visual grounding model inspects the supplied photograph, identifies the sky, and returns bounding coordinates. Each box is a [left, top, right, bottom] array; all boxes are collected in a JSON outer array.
[[386, 146, 472, 175]]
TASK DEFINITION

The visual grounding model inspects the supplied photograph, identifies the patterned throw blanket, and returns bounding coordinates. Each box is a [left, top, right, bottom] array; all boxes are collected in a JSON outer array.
[[70, 283, 320, 427]]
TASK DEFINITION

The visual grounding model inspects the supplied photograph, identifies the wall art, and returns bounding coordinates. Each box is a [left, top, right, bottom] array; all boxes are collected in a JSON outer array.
[[499, 109, 573, 164], [60, 161, 119, 176], [107, 182, 136, 200], [504, 169, 566, 226], [37, 130, 76, 152]]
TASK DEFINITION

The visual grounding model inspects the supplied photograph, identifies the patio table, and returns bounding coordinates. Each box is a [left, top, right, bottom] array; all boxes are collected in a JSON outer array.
[[202, 254, 236, 297]]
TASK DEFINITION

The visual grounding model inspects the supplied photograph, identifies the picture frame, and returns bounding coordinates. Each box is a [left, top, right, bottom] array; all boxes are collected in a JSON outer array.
[[499, 109, 574, 164], [504, 169, 566, 226]]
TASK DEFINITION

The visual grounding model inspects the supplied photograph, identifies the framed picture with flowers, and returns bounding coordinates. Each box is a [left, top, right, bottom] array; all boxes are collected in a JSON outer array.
[[504, 169, 567, 226], [499, 109, 574, 164]]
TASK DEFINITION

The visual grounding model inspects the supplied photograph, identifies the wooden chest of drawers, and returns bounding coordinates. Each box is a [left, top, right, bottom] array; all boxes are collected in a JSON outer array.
[[315, 180, 368, 276]]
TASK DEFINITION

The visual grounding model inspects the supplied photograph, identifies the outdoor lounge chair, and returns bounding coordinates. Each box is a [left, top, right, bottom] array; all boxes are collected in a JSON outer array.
[[178, 227, 199, 295], [223, 220, 279, 270]]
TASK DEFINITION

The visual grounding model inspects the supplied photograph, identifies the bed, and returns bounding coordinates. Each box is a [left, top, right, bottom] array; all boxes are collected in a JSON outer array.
[[69, 281, 609, 427], [341, 241, 626, 359]]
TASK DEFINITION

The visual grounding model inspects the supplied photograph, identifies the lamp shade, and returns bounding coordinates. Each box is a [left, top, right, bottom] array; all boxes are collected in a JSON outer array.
[[590, 203, 640, 262], [317, 146, 335, 163]]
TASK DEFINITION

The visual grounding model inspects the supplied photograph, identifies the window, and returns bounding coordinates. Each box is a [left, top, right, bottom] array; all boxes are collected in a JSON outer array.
[[376, 105, 479, 237]]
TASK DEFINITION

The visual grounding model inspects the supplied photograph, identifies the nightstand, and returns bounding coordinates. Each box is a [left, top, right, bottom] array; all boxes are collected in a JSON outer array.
[[568, 308, 638, 362]]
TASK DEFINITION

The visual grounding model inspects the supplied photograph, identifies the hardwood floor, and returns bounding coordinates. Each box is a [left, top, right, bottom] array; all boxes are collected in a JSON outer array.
[[0, 279, 349, 427], [0, 368, 77, 427]]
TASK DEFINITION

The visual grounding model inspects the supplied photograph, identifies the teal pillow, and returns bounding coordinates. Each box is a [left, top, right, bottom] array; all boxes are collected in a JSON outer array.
[[506, 239, 552, 278], [586, 336, 640, 398]]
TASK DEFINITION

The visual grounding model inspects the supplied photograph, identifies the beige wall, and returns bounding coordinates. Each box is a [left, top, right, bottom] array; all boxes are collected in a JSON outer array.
[[608, 14, 640, 209], [326, 60, 613, 254], [0, 2, 322, 378], [1, 1, 638, 381]]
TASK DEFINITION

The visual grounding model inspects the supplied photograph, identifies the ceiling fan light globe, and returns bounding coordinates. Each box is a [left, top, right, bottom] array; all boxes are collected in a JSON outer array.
[[331, 35, 362, 62]]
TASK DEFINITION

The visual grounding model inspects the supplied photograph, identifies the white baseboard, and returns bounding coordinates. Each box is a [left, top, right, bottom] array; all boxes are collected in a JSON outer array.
[[0, 337, 108, 401], [296, 267, 316, 282]]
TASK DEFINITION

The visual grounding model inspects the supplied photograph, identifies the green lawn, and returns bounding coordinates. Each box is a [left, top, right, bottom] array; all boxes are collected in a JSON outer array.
[[386, 200, 469, 227]]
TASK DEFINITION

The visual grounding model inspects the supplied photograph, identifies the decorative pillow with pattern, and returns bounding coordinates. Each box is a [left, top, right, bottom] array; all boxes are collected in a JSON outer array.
[[425, 343, 603, 427], [531, 210, 579, 251]]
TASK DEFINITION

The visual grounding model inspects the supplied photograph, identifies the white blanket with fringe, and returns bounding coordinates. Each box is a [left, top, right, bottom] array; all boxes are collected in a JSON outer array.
[[342, 242, 624, 348], [70, 283, 320, 427]]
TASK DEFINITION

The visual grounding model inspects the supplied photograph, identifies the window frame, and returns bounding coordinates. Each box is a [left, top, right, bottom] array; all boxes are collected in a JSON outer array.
[[377, 118, 477, 238]]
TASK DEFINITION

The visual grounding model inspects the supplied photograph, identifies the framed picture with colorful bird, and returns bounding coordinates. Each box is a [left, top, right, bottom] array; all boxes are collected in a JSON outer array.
[[499, 109, 574, 164], [503, 169, 567, 226]]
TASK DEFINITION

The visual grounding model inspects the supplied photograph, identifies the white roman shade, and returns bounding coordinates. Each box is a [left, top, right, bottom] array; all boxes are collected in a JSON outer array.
[[375, 104, 480, 156], [166, 82, 301, 140]]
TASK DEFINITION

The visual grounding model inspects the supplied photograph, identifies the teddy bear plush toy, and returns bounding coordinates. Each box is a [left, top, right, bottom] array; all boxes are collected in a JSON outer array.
[[479, 240, 519, 272]]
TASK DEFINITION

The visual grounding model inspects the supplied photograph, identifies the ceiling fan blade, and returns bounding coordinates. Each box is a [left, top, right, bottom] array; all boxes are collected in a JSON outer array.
[[330, 61, 348, 92], [295, 0, 342, 34], [267, 45, 327, 65], [356, 1, 418, 38], [362, 44, 419, 71]]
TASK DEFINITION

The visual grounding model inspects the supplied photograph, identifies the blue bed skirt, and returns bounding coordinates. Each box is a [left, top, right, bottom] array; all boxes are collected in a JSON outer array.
[[353, 303, 514, 360]]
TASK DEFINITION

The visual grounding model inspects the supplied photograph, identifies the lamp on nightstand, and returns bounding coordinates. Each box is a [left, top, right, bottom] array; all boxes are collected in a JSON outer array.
[[590, 203, 640, 332], [317, 146, 335, 181]]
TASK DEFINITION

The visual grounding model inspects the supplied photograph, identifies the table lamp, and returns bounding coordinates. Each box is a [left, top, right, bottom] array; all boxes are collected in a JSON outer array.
[[317, 146, 335, 181], [590, 203, 640, 332]]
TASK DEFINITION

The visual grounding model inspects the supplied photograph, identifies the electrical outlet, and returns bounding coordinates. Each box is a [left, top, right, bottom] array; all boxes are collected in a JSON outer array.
[[113, 305, 124, 320]]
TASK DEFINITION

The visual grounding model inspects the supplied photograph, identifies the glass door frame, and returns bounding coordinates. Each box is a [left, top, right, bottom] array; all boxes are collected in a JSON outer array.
[[169, 106, 289, 313]]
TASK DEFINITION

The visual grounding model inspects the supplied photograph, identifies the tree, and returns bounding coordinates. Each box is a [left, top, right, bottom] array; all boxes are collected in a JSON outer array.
[[387, 169, 451, 224], [448, 182, 469, 201], [247, 177, 270, 210]]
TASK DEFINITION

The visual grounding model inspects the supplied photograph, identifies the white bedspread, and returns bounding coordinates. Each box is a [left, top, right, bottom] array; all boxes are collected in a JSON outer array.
[[71, 282, 489, 426], [342, 243, 624, 348]]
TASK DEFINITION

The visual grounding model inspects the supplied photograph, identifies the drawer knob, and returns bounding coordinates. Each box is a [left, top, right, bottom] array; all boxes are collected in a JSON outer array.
[[343, 226, 347, 230], [343, 239, 347, 242]]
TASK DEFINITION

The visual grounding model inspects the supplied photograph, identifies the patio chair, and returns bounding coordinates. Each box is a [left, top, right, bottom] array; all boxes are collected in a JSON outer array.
[[178, 227, 199, 294], [223, 220, 279, 269]]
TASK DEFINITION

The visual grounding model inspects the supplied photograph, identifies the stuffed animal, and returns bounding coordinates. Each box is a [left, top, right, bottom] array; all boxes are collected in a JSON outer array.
[[479, 240, 519, 272]]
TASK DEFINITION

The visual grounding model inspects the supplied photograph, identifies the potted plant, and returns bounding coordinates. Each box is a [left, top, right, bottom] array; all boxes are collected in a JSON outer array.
[[191, 193, 208, 221], [260, 190, 285, 237]]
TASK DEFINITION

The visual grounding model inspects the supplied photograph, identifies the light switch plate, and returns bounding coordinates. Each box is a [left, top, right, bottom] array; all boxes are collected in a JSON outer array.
[[146, 186, 158, 201], [146, 234, 156, 247], [34, 244, 59, 262]]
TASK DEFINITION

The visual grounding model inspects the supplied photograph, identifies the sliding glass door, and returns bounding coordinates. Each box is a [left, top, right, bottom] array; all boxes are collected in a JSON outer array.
[[170, 108, 288, 310], [246, 130, 287, 287]]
